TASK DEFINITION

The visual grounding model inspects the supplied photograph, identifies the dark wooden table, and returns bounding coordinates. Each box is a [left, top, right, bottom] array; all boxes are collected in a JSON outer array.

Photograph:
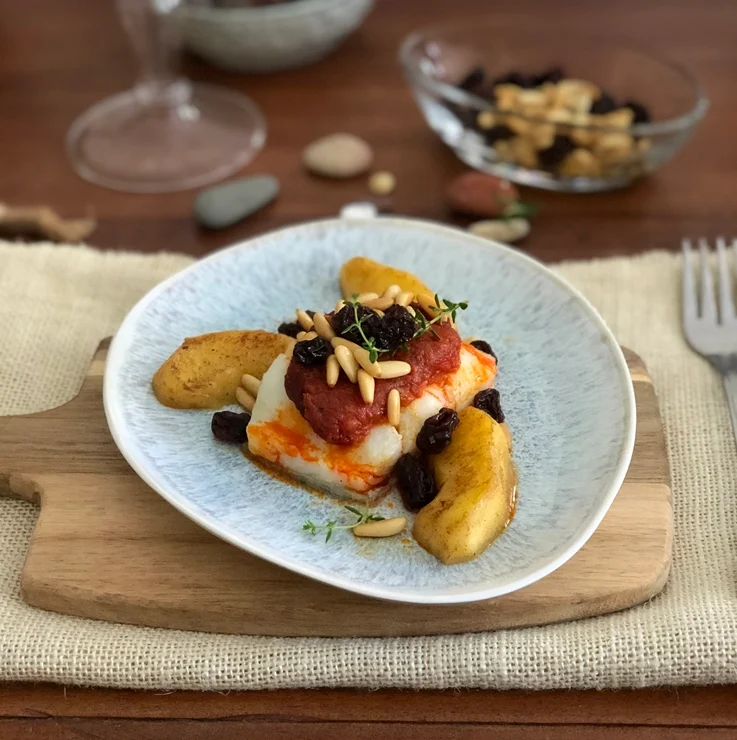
[[2, 0, 737, 737]]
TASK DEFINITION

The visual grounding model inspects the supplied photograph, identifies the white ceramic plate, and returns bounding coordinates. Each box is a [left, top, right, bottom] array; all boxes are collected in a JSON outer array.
[[104, 214, 636, 604]]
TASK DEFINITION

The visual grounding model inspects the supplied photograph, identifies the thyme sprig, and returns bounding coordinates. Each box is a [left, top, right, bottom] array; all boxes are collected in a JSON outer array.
[[341, 293, 469, 359], [502, 201, 538, 221], [412, 294, 469, 340], [302, 506, 384, 543]]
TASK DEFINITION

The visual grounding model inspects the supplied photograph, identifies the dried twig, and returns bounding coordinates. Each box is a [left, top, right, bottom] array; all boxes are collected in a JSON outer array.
[[0, 204, 96, 243]]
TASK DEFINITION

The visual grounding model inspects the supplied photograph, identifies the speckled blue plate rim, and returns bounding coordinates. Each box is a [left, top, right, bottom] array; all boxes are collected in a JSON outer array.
[[103, 215, 637, 605]]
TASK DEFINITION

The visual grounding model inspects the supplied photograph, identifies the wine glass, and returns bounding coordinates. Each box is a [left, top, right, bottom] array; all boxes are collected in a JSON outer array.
[[67, 0, 266, 193]]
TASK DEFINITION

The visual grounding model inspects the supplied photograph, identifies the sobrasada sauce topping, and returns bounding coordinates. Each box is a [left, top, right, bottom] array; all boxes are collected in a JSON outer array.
[[286, 321, 462, 445]]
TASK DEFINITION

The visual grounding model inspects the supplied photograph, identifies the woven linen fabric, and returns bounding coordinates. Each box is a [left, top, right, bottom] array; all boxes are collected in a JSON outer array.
[[1, 240, 736, 690]]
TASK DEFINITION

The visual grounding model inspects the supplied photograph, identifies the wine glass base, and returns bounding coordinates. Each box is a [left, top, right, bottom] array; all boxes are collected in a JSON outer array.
[[67, 83, 266, 194]]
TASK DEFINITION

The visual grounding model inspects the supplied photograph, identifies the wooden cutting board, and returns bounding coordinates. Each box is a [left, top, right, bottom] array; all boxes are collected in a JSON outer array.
[[0, 342, 671, 637]]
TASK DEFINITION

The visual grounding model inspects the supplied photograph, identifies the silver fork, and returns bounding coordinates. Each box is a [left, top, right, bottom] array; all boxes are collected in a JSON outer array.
[[682, 237, 737, 439]]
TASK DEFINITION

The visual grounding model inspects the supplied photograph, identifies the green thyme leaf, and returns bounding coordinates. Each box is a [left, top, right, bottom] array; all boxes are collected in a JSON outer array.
[[412, 295, 469, 341], [302, 506, 385, 543], [502, 201, 538, 220]]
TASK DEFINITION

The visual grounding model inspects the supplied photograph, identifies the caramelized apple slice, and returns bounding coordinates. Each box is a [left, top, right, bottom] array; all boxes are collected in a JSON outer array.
[[152, 330, 293, 410], [340, 257, 433, 302], [414, 407, 516, 564]]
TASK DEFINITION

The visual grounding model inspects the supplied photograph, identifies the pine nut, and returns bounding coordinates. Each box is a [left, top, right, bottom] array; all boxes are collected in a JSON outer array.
[[395, 291, 414, 307], [376, 360, 411, 379], [297, 330, 318, 341], [356, 292, 379, 303], [235, 386, 255, 412], [296, 309, 314, 331], [476, 110, 496, 130], [241, 374, 261, 397], [375, 309, 385, 317], [334, 345, 359, 383], [357, 369, 375, 404], [387, 388, 400, 427], [326, 355, 340, 387], [353, 516, 406, 538], [368, 171, 396, 196], [353, 346, 382, 377], [335, 299, 346, 313], [381, 284, 402, 300], [363, 296, 394, 311], [331, 336, 361, 352], [406, 306, 416, 317], [313, 312, 335, 340]]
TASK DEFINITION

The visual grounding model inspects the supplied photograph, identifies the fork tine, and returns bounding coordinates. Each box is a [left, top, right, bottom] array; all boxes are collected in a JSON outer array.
[[682, 238, 698, 322], [716, 236, 735, 323], [698, 238, 718, 322]]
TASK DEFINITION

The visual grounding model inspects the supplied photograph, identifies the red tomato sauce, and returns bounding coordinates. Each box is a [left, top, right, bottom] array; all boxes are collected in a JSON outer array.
[[284, 323, 462, 446]]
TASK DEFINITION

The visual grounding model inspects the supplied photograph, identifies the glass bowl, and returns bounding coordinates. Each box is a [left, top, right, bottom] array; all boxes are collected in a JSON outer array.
[[399, 22, 708, 192], [182, 0, 374, 74]]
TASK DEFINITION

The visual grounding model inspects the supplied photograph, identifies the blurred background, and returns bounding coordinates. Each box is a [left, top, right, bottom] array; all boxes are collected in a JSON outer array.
[[0, 0, 732, 260]]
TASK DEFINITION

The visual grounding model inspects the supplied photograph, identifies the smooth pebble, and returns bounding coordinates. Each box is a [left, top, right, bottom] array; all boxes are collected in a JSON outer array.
[[468, 218, 531, 244], [303, 133, 373, 179], [194, 175, 279, 230]]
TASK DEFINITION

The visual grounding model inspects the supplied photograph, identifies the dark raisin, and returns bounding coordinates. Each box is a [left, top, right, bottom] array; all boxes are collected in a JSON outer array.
[[416, 408, 460, 455], [538, 134, 576, 171], [375, 304, 417, 352], [459, 66, 485, 91], [306, 310, 316, 318], [332, 303, 382, 346], [492, 71, 536, 89], [624, 100, 650, 124], [448, 102, 478, 128], [395, 454, 437, 512], [589, 91, 618, 115], [211, 411, 250, 444], [484, 124, 514, 144], [478, 83, 500, 102], [470, 339, 497, 362], [473, 388, 505, 423], [278, 321, 302, 338], [532, 66, 565, 86], [293, 336, 331, 366]]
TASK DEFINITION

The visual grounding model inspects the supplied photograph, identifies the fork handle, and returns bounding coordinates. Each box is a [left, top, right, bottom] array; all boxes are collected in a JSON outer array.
[[724, 373, 737, 443]]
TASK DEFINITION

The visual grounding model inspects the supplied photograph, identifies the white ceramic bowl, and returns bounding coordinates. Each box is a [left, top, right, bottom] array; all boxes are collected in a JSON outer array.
[[104, 212, 636, 604], [182, 0, 374, 74]]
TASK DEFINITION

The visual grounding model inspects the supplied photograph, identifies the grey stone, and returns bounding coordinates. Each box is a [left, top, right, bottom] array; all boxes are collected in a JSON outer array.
[[194, 175, 279, 230]]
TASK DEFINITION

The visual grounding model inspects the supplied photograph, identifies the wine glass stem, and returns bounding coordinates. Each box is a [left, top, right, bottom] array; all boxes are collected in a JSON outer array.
[[117, 0, 188, 104]]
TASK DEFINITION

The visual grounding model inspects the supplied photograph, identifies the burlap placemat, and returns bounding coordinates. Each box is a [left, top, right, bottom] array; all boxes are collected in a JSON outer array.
[[1, 240, 735, 690]]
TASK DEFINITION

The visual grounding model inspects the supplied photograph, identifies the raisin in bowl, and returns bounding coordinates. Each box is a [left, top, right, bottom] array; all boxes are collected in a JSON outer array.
[[400, 23, 708, 192]]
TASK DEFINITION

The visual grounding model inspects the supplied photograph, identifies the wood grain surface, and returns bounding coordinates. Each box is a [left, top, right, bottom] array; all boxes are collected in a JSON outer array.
[[1, 0, 735, 263], [3, 683, 737, 738], [1, 0, 735, 735], [0, 345, 671, 636]]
